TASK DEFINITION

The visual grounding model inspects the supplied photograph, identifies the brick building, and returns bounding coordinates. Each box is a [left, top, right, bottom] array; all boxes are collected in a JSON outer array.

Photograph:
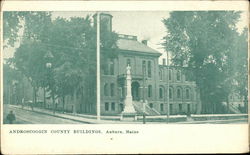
[[95, 13, 202, 115]]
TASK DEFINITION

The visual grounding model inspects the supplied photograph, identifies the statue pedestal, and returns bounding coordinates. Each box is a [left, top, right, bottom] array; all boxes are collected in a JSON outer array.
[[120, 97, 137, 121]]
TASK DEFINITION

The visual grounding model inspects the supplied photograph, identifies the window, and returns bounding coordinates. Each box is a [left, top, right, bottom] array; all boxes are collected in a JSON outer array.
[[159, 69, 163, 81], [179, 104, 182, 112], [104, 64, 109, 75], [120, 103, 124, 111], [169, 88, 173, 99], [105, 102, 109, 111], [110, 83, 115, 97], [142, 60, 146, 75], [160, 103, 164, 111], [177, 70, 181, 81], [104, 83, 109, 96], [148, 85, 152, 98], [170, 104, 173, 114], [186, 89, 190, 99], [169, 69, 172, 80], [159, 87, 163, 99], [163, 58, 166, 65], [111, 102, 115, 111], [119, 87, 123, 98], [177, 88, 181, 99], [147, 61, 152, 78], [149, 103, 153, 108], [127, 59, 131, 66], [109, 59, 114, 75]]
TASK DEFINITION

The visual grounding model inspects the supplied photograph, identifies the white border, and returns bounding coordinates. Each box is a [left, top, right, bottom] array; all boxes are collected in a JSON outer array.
[[1, 0, 249, 154], [1, 0, 249, 11]]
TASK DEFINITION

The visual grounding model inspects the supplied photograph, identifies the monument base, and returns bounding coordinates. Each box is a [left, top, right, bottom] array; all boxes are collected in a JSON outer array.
[[120, 112, 137, 121]]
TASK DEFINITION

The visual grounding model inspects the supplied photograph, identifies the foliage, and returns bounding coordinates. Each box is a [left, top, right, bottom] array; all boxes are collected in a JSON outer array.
[[3, 11, 52, 47], [162, 11, 247, 113], [4, 12, 118, 112]]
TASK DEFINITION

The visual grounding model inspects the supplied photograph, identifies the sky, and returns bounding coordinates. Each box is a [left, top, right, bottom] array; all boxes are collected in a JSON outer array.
[[3, 11, 248, 64], [3, 11, 170, 61]]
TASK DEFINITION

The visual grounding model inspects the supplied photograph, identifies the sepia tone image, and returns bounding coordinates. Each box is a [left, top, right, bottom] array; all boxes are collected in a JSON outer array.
[[2, 11, 248, 124]]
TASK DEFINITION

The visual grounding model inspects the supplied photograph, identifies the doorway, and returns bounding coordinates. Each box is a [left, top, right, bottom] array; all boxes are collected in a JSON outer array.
[[132, 81, 140, 101]]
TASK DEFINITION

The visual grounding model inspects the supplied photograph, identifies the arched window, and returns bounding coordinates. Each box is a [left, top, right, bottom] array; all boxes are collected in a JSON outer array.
[[159, 69, 163, 81], [147, 61, 152, 78], [109, 59, 114, 75], [159, 87, 163, 99], [142, 60, 146, 75], [110, 83, 115, 97], [186, 88, 190, 99], [177, 88, 181, 99], [169, 69, 172, 80], [177, 70, 181, 81], [169, 87, 173, 99], [148, 85, 152, 98], [104, 83, 109, 96]]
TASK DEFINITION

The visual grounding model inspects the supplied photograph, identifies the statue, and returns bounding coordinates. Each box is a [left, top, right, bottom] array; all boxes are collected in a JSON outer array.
[[126, 64, 131, 75], [121, 64, 137, 121]]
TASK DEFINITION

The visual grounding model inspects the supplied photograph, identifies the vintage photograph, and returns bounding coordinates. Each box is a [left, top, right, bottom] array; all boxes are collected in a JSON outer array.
[[2, 11, 248, 124]]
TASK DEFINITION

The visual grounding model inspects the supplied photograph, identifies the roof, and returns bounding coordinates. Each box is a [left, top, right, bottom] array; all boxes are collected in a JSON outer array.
[[116, 38, 161, 55]]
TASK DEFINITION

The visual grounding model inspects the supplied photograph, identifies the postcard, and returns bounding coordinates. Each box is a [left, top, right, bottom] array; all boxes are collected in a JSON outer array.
[[1, 0, 249, 154]]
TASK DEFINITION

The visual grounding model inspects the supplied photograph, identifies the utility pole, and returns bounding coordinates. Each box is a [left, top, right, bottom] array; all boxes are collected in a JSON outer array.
[[96, 12, 101, 121]]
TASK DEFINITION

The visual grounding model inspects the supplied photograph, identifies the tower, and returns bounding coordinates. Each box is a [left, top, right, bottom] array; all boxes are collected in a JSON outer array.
[[93, 12, 113, 32]]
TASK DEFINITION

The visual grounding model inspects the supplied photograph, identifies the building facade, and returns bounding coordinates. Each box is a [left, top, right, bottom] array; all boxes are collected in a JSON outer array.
[[99, 33, 201, 115]]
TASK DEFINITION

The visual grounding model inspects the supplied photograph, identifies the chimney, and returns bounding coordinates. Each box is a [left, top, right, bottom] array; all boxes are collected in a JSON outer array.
[[93, 13, 113, 32], [142, 40, 148, 45]]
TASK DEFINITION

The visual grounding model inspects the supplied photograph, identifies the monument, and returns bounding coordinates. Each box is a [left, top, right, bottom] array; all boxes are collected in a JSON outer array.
[[120, 64, 137, 121]]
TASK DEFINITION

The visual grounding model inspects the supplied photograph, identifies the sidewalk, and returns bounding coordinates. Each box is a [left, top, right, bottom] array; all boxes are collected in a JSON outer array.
[[9, 104, 248, 124], [9, 105, 141, 124]]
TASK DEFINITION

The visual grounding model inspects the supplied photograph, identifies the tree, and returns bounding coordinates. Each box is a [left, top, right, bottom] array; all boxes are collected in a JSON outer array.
[[3, 63, 23, 105], [4, 11, 52, 108], [5, 12, 118, 114], [3, 12, 52, 47], [162, 11, 246, 114], [229, 28, 248, 112]]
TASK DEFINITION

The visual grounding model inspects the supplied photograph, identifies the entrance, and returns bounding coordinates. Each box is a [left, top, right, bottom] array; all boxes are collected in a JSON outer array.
[[132, 81, 140, 101]]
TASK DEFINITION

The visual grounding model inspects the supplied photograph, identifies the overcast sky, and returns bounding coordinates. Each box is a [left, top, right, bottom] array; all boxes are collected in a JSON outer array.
[[3, 11, 247, 64]]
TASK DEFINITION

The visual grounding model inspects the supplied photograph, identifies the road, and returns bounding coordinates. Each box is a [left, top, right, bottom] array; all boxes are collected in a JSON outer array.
[[3, 104, 82, 124], [3, 104, 248, 124]]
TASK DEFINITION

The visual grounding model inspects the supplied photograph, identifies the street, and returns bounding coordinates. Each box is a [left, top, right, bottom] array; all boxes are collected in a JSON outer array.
[[3, 104, 248, 124], [3, 104, 82, 124]]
